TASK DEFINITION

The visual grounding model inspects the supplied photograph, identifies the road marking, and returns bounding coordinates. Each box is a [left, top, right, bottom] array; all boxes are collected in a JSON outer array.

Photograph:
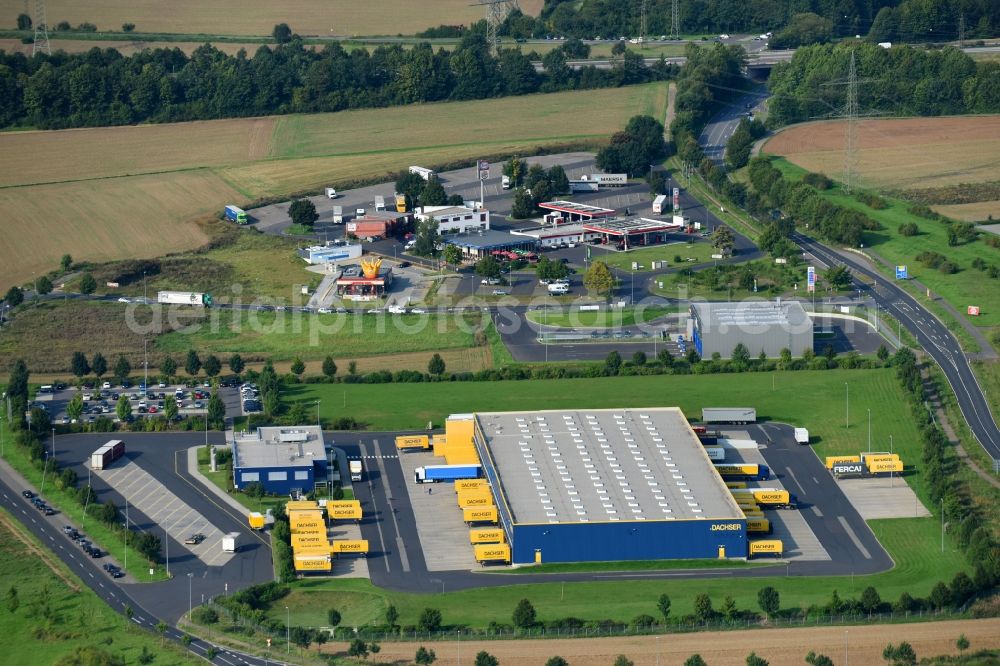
[[89, 572, 94, 578], [812, 506, 823, 518], [783, 466, 805, 495], [361, 441, 391, 573], [837, 516, 872, 559]]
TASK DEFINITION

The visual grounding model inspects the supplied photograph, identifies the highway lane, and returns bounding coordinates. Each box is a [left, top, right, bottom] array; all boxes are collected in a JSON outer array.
[[0, 467, 280, 666], [793, 233, 1000, 460]]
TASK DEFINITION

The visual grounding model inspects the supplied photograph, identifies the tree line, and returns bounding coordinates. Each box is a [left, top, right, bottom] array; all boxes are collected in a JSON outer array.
[[767, 42, 1000, 128], [0, 33, 672, 130], [501, 0, 999, 45]]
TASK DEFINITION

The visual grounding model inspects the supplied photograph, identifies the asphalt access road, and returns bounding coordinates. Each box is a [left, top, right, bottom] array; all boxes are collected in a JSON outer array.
[[50, 432, 273, 624], [750, 423, 893, 573], [0, 453, 280, 666], [794, 233, 1000, 461]]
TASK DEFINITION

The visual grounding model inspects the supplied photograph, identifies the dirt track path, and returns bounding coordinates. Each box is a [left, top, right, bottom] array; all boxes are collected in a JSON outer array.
[[336, 618, 1000, 665]]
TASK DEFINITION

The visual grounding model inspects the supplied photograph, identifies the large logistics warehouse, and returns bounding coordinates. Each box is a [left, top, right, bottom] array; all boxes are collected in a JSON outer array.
[[688, 300, 813, 359], [472, 408, 747, 564]]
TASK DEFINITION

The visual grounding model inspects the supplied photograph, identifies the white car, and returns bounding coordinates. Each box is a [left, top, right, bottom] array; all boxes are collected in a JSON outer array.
[[102, 381, 111, 389], [481, 278, 500, 285], [317, 307, 332, 314], [117, 297, 130, 303], [410, 308, 426, 314], [388, 306, 406, 314]]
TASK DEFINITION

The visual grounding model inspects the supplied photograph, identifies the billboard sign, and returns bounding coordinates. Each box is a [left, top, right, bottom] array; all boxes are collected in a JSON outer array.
[[968, 305, 981, 316], [478, 160, 490, 181], [807, 266, 816, 293], [672, 187, 680, 211], [895, 265, 908, 279]]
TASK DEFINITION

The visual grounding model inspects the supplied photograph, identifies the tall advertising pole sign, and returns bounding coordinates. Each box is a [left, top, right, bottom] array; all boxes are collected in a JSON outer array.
[[807, 266, 816, 293], [478, 160, 489, 208]]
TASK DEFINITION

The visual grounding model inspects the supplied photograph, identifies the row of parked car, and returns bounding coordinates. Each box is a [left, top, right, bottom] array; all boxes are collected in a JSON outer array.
[[23, 489, 55, 515], [241, 383, 262, 413], [62, 524, 105, 560]]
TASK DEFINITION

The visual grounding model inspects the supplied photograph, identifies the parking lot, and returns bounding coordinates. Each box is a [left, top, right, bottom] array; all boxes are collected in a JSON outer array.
[[95, 456, 236, 568], [33, 383, 243, 424]]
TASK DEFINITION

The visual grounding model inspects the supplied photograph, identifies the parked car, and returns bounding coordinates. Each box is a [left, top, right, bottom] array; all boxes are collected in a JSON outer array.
[[184, 533, 205, 545], [21, 490, 35, 499]]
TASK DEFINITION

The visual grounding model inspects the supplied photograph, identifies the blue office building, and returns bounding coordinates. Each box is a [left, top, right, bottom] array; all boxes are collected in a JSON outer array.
[[231, 426, 329, 495]]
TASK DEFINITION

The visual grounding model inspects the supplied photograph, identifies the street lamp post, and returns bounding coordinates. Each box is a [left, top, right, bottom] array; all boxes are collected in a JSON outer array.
[[315, 400, 321, 428], [164, 525, 169, 576], [844, 382, 849, 428], [124, 496, 129, 571], [187, 572, 193, 618], [867, 408, 871, 453], [285, 606, 290, 654]]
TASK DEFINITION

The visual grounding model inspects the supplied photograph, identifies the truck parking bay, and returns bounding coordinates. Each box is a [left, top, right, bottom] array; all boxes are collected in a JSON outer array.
[[95, 458, 237, 567]]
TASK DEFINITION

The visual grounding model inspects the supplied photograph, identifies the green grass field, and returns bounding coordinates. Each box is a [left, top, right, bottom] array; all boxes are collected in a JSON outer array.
[[154, 310, 484, 361], [0, 508, 198, 665], [526, 306, 680, 328], [287, 368, 925, 490], [591, 241, 720, 272], [266, 518, 964, 630], [770, 158, 1000, 331]]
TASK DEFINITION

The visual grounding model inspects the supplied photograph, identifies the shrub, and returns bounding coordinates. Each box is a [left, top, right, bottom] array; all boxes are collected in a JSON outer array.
[[802, 172, 832, 189], [898, 222, 918, 236]]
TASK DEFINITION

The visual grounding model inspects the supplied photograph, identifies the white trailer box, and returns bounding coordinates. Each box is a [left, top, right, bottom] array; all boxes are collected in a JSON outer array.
[[222, 532, 240, 553], [325, 187, 339, 199], [333, 206, 344, 224], [349, 460, 362, 481], [794, 428, 810, 445], [652, 194, 667, 214], [594, 173, 627, 187], [157, 291, 209, 306], [375, 195, 386, 211]]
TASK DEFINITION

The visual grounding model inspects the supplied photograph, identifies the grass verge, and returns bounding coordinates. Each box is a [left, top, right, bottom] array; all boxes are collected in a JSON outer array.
[[0, 507, 199, 664]]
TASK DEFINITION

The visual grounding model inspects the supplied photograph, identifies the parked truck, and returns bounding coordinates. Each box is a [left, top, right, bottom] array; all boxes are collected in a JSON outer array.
[[224, 205, 248, 224], [794, 428, 809, 445], [157, 291, 212, 306], [702, 407, 757, 424], [375, 195, 386, 212], [501, 175, 511, 189], [349, 460, 363, 482], [222, 532, 240, 553], [333, 205, 344, 224], [652, 194, 668, 214], [414, 464, 482, 484], [714, 463, 770, 480], [325, 187, 339, 199], [731, 488, 797, 509], [394, 193, 407, 213], [90, 440, 125, 470]]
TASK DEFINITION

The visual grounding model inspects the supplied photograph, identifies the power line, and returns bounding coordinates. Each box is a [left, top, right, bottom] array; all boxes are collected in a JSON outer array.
[[471, 0, 519, 56], [844, 50, 859, 192], [32, 0, 49, 56]]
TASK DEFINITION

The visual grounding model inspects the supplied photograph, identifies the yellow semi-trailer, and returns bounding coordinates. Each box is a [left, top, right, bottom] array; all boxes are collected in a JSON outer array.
[[860, 452, 899, 463], [291, 533, 329, 550], [731, 488, 797, 509], [286, 500, 320, 512], [455, 478, 489, 492], [714, 463, 770, 480], [293, 554, 332, 572], [735, 496, 758, 509], [742, 507, 764, 517], [749, 540, 783, 558], [469, 528, 506, 544], [289, 511, 325, 533], [867, 459, 904, 473], [747, 518, 771, 533], [825, 455, 862, 469], [457, 493, 493, 508], [474, 543, 512, 565], [725, 481, 747, 489], [331, 540, 369, 555], [464, 506, 498, 525], [395, 435, 430, 450], [327, 500, 362, 521]]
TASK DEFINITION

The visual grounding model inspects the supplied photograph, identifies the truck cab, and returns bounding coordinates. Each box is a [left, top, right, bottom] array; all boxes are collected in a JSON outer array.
[[349, 460, 362, 481]]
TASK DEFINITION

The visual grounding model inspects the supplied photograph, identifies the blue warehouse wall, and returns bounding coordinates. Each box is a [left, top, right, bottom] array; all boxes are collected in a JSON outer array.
[[511, 519, 746, 564], [233, 464, 316, 495]]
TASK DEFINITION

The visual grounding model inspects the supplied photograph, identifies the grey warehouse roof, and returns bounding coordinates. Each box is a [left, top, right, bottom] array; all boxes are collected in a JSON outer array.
[[691, 300, 811, 330], [476, 408, 742, 524], [232, 426, 326, 469], [443, 229, 538, 250]]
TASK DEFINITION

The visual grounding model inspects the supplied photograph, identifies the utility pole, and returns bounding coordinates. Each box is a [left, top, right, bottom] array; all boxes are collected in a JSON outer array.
[[640, 0, 648, 46], [958, 13, 965, 48], [32, 0, 50, 55], [669, 0, 680, 40], [843, 50, 859, 193], [473, 0, 520, 57]]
